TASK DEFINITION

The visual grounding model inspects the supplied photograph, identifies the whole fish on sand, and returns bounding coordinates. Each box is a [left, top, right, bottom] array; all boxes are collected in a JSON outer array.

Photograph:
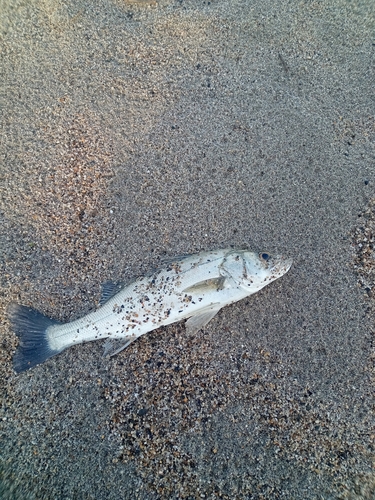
[[9, 248, 292, 372]]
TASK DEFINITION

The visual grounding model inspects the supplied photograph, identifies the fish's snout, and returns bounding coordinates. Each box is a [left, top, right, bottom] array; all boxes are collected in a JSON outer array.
[[281, 258, 293, 275], [269, 256, 293, 276], [282, 257, 293, 272]]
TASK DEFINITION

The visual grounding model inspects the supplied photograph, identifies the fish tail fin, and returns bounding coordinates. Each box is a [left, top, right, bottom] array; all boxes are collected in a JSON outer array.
[[8, 303, 62, 373]]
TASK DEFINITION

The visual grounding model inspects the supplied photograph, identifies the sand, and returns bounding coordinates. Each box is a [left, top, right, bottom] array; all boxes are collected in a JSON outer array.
[[1, 0, 374, 498]]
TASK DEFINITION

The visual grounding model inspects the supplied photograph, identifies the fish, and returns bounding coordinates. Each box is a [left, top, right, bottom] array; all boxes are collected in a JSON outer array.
[[9, 248, 292, 372]]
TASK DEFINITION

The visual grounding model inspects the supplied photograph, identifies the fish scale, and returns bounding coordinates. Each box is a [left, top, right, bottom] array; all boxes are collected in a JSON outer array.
[[48, 249, 230, 350]]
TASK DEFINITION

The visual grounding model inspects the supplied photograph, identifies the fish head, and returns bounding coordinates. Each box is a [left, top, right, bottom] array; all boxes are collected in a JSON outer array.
[[221, 250, 292, 292], [243, 251, 293, 291]]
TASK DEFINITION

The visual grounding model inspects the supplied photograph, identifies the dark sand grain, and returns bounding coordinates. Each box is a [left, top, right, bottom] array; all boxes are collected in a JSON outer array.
[[1, 0, 374, 498]]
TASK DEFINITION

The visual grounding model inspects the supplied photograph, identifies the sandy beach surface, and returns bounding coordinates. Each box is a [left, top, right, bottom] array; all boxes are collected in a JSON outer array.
[[1, 0, 374, 498]]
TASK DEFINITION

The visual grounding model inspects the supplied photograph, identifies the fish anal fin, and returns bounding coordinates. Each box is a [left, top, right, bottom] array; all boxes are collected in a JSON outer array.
[[99, 282, 125, 306], [185, 304, 222, 335], [103, 336, 137, 357], [182, 276, 226, 295]]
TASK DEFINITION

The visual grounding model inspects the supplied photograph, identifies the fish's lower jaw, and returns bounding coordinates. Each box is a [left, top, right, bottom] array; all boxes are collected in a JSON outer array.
[[283, 258, 293, 272], [271, 258, 293, 277]]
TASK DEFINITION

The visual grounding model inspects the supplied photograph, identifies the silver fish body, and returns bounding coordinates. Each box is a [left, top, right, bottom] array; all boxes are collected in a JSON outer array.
[[10, 248, 292, 372]]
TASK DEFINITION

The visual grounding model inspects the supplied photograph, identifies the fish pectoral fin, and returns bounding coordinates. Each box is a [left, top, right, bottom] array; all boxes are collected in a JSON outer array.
[[99, 281, 125, 306], [182, 276, 226, 294], [102, 337, 137, 357], [185, 304, 222, 335]]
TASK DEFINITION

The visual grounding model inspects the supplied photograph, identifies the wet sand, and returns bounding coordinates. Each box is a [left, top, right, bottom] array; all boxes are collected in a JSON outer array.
[[1, 0, 374, 498]]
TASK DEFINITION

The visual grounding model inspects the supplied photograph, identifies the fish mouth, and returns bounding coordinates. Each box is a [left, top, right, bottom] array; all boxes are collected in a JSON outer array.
[[269, 256, 293, 276]]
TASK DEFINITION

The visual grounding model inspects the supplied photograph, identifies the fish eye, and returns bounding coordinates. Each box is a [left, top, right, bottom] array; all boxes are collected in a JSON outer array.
[[260, 252, 270, 261]]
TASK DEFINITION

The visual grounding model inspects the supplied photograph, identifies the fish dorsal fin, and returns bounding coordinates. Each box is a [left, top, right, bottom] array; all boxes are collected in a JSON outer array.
[[185, 304, 222, 335], [102, 336, 137, 357], [99, 281, 124, 306], [182, 276, 226, 294]]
